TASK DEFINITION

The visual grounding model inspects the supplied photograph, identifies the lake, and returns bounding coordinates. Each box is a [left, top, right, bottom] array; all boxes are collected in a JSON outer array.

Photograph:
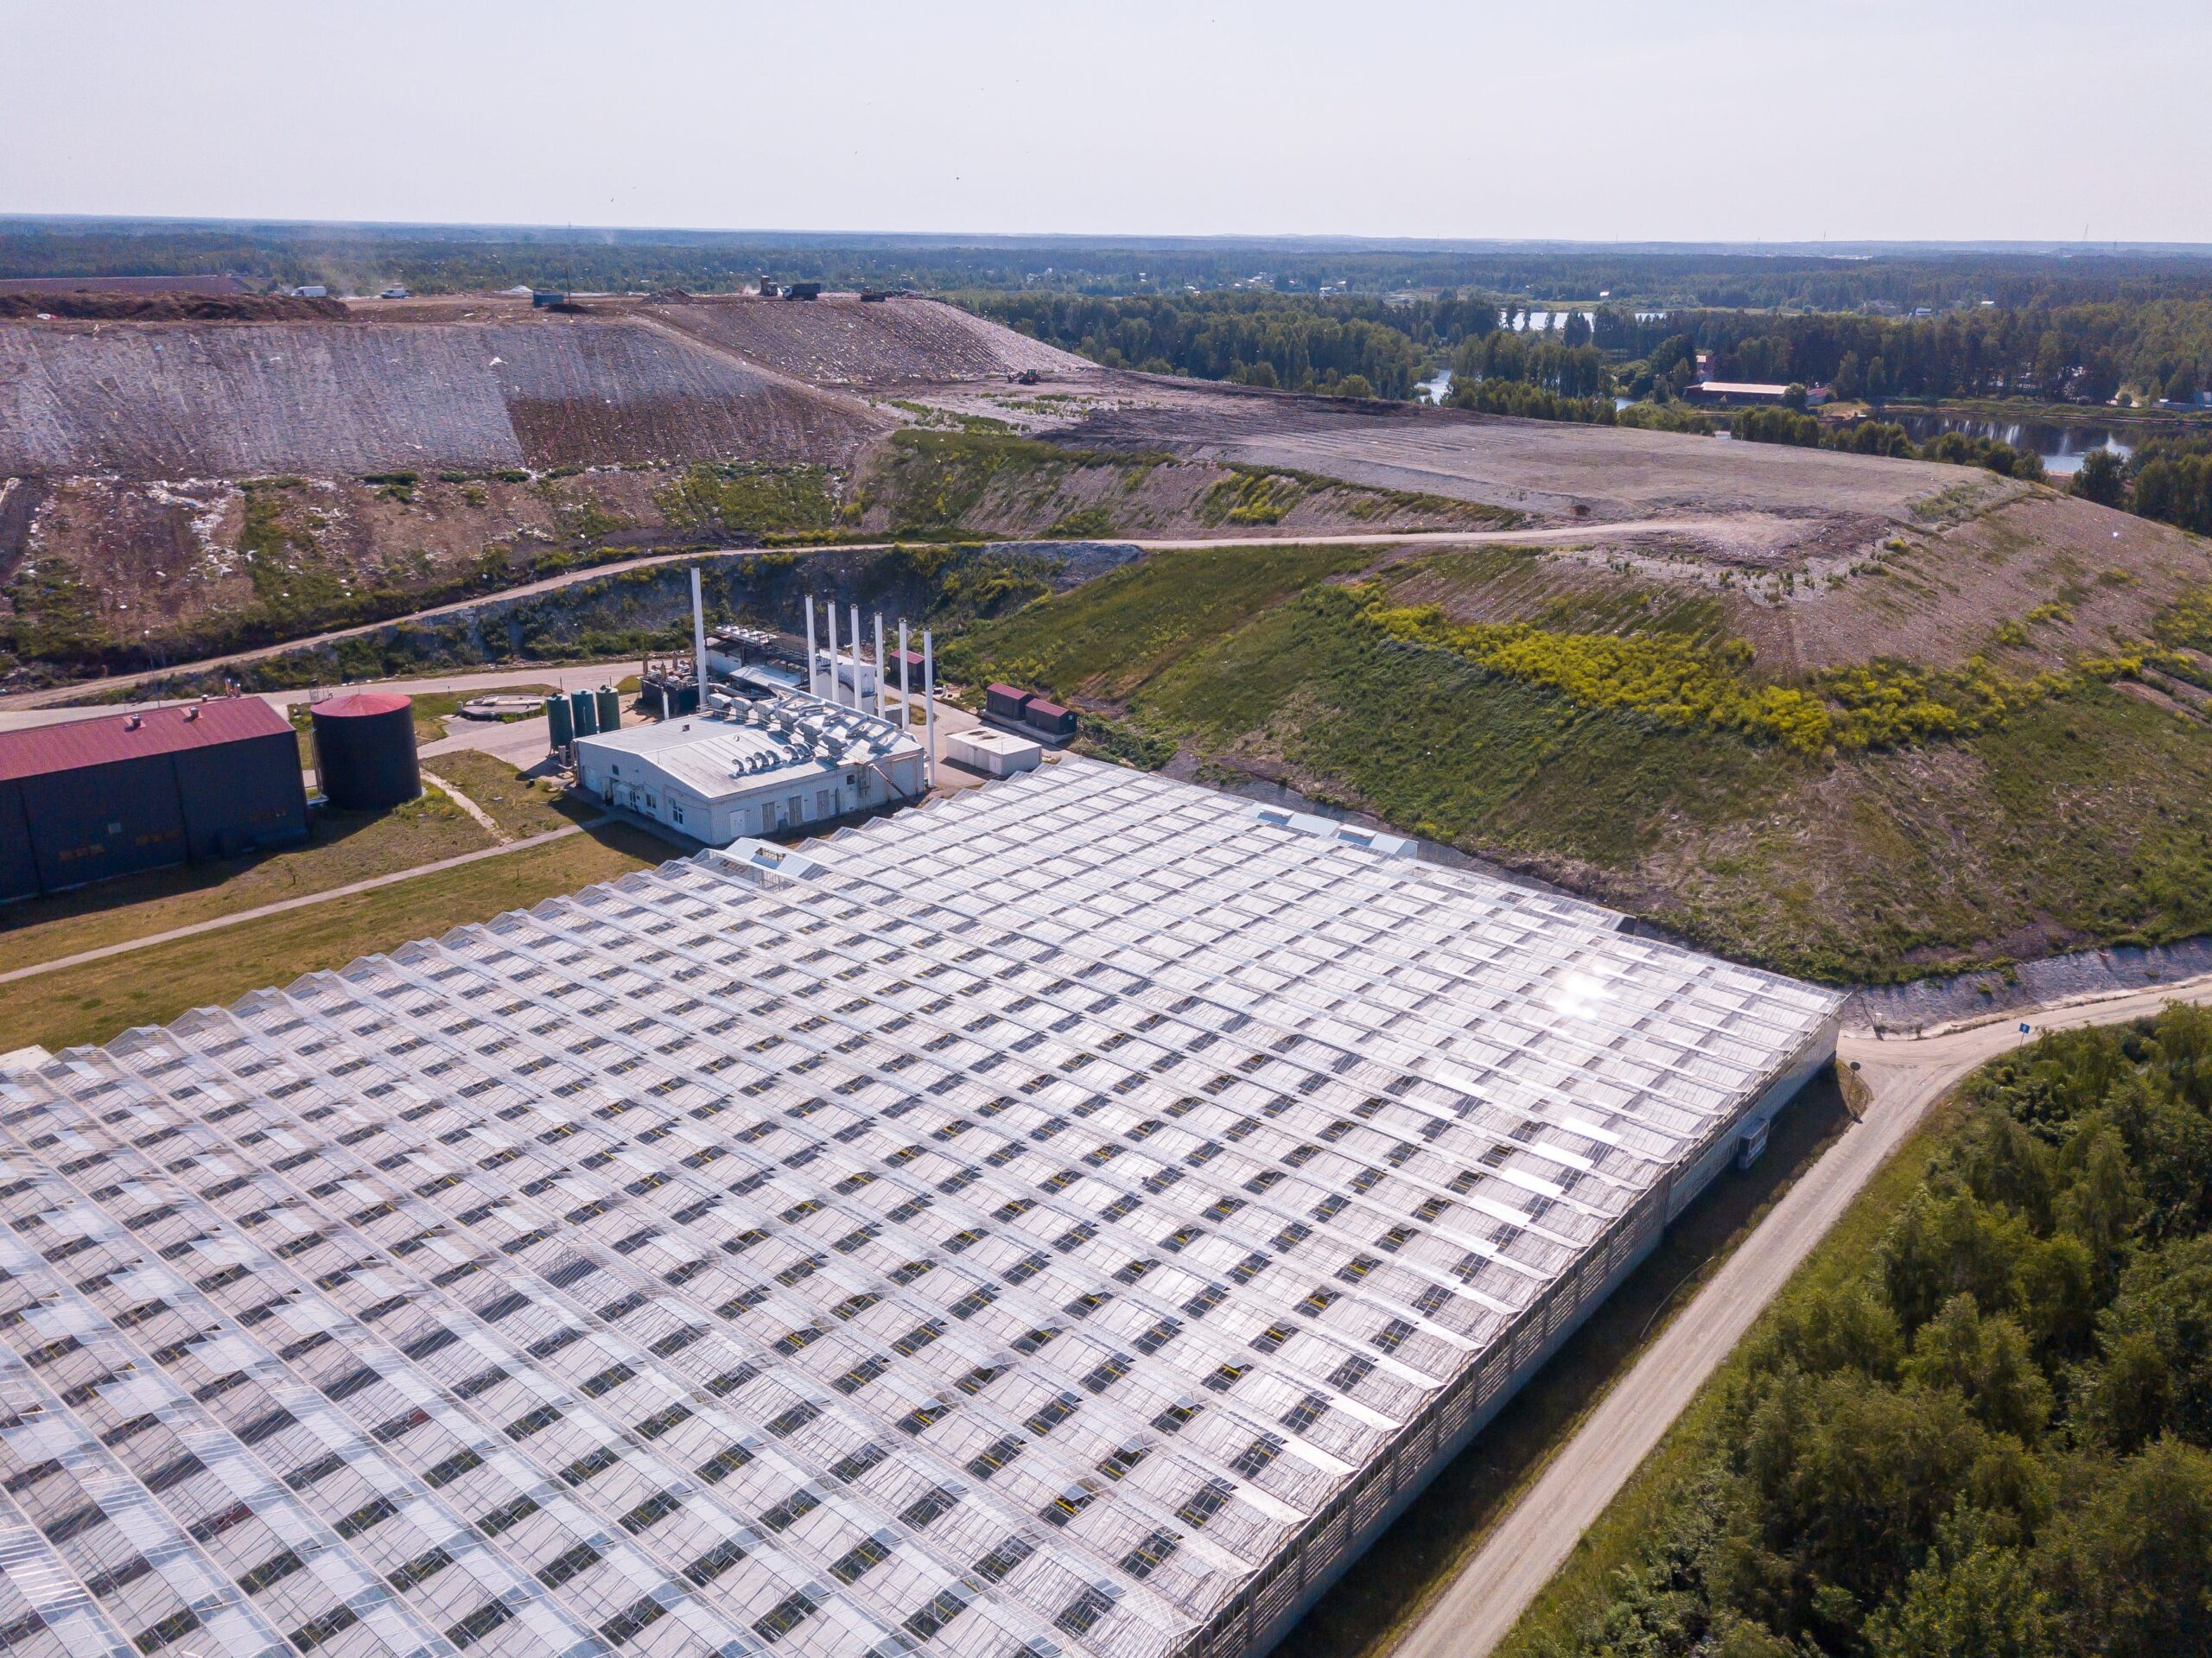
[[1885, 412, 2133, 474]]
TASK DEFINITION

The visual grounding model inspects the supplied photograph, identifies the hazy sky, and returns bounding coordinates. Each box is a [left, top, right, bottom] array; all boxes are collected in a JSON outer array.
[[8, 0, 2208, 244]]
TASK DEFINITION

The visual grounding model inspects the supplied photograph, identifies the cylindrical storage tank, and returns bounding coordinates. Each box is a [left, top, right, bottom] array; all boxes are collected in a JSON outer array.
[[594, 686, 621, 734], [569, 688, 599, 738], [309, 692, 421, 811], [545, 693, 575, 748]]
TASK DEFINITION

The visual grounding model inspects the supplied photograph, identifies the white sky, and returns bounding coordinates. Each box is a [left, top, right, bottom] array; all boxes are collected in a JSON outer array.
[[6, 0, 2208, 245]]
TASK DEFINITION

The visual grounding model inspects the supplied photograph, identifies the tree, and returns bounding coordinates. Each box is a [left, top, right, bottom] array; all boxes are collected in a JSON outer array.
[[1866, 1517, 2060, 1658], [1904, 1295, 2053, 1441], [2040, 1438, 2212, 1658], [1783, 383, 1809, 411], [2088, 1236, 2212, 1450], [2073, 445, 2127, 507]]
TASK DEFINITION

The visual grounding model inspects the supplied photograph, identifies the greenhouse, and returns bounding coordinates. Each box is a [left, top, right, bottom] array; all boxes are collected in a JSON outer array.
[[0, 760, 1840, 1658]]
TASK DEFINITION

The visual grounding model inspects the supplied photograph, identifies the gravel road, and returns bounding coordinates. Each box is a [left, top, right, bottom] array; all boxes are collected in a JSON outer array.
[[1391, 973, 2212, 1658]]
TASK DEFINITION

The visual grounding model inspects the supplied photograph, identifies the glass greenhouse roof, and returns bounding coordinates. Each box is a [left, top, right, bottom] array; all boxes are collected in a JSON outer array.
[[0, 759, 1839, 1658]]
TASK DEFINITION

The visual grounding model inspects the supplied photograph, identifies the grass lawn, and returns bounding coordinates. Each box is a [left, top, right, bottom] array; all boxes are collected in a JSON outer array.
[[0, 823, 670, 1056], [0, 785, 493, 974], [1274, 1070, 1854, 1658], [1490, 1086, 1974, 1658], [421, 749, 599, 841], [0, 756, 604, 976]]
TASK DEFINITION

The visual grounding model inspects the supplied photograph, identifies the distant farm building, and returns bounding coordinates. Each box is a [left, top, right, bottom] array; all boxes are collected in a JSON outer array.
[[1681, 380, 1831, 407], [0, 700, 307, 901]]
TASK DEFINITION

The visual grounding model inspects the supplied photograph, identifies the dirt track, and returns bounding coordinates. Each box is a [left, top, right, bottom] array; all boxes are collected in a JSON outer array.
[[0, 522, 1710, 713]]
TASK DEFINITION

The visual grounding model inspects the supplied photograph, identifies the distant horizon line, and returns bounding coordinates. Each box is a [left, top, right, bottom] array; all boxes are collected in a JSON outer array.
[[3, 213, 2210, 258]]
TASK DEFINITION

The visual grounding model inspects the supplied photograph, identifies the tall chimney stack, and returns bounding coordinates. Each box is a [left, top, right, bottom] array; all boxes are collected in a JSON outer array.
[[804, 595, 818, 699], [690, 566, 709, 714]]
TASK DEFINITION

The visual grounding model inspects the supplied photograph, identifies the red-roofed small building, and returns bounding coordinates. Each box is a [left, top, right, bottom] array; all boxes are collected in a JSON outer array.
[[0, 698, 308, 900]]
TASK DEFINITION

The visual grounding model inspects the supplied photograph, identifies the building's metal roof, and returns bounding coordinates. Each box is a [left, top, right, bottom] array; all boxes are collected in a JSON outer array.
[[312, 692, 413, 719], [0, 697, 292, 783], [0, 759, 1839, 1658], [577, 701, 923, 808]]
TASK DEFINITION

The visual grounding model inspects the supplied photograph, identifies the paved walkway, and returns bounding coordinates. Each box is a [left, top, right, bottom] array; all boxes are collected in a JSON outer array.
[[0, 817, 611, 987], [1389, 972, 2212, 1658]]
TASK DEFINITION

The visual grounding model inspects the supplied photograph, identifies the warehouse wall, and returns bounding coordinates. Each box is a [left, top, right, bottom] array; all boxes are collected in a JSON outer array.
[[173, 732, 308, 859], [0, 781, 37, 903], [22, 755, 188, 891], [3, 734, 309, 900]]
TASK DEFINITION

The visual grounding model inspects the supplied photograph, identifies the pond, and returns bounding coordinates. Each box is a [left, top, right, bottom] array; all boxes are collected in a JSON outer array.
[[1884, 411, 2133, 474]]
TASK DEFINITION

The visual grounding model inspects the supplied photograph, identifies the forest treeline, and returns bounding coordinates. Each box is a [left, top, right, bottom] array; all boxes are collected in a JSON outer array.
[[1522, 1007, 2212, 1658], [976, 290, 2212, 409], [2073, 437, 2212, 535], [13, 220, 2212, 311]]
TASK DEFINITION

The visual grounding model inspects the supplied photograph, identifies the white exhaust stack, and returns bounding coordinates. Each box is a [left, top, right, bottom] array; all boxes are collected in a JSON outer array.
[[898, 619, 911, 741], [825, 602, 841, 706], [690, 566, 709, 715], [804, 595, 818, 698], [922, 629, 936, 788], [849, 605, 861, 710], [873, 613, 887, 721]]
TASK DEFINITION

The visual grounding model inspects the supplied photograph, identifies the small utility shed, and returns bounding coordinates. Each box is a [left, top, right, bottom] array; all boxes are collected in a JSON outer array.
[[0, 699, 308, 900]]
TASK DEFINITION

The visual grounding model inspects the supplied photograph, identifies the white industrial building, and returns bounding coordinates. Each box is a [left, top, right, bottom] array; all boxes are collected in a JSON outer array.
[[575, 696, 925, 842], [947, 727, 1044, 778], [0, 759, 1839, 1658]]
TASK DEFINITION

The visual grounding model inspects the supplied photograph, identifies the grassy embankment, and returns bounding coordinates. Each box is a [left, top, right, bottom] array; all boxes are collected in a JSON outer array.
[[944, 543, 2212, 983], [118, 542, 1076, 701], [856, 429, 1518, 541], [0, 754, 661, 1052]]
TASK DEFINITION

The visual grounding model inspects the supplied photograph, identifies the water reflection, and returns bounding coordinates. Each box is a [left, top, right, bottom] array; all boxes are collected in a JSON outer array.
[[1885, 412, 2133, 474]]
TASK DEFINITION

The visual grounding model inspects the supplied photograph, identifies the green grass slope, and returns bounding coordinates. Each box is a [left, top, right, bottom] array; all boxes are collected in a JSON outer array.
[[944, 544, 2212, 983]]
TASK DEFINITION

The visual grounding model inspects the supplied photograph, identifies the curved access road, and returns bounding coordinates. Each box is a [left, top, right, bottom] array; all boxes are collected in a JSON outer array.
[[0, 549, 725, 713], [1391, 972, 2212, 1658], [0, 517, 1752, 714]]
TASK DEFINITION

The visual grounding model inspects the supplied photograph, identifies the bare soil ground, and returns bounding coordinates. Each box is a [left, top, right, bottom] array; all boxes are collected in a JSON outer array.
[[0, 311, 888, 476], [7, 292, 2202, 702], [643, 294, 1089, 387], [16, 470, 694, 646], [0, 273, 251, 298], [1051, 384, 1999, 529]]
